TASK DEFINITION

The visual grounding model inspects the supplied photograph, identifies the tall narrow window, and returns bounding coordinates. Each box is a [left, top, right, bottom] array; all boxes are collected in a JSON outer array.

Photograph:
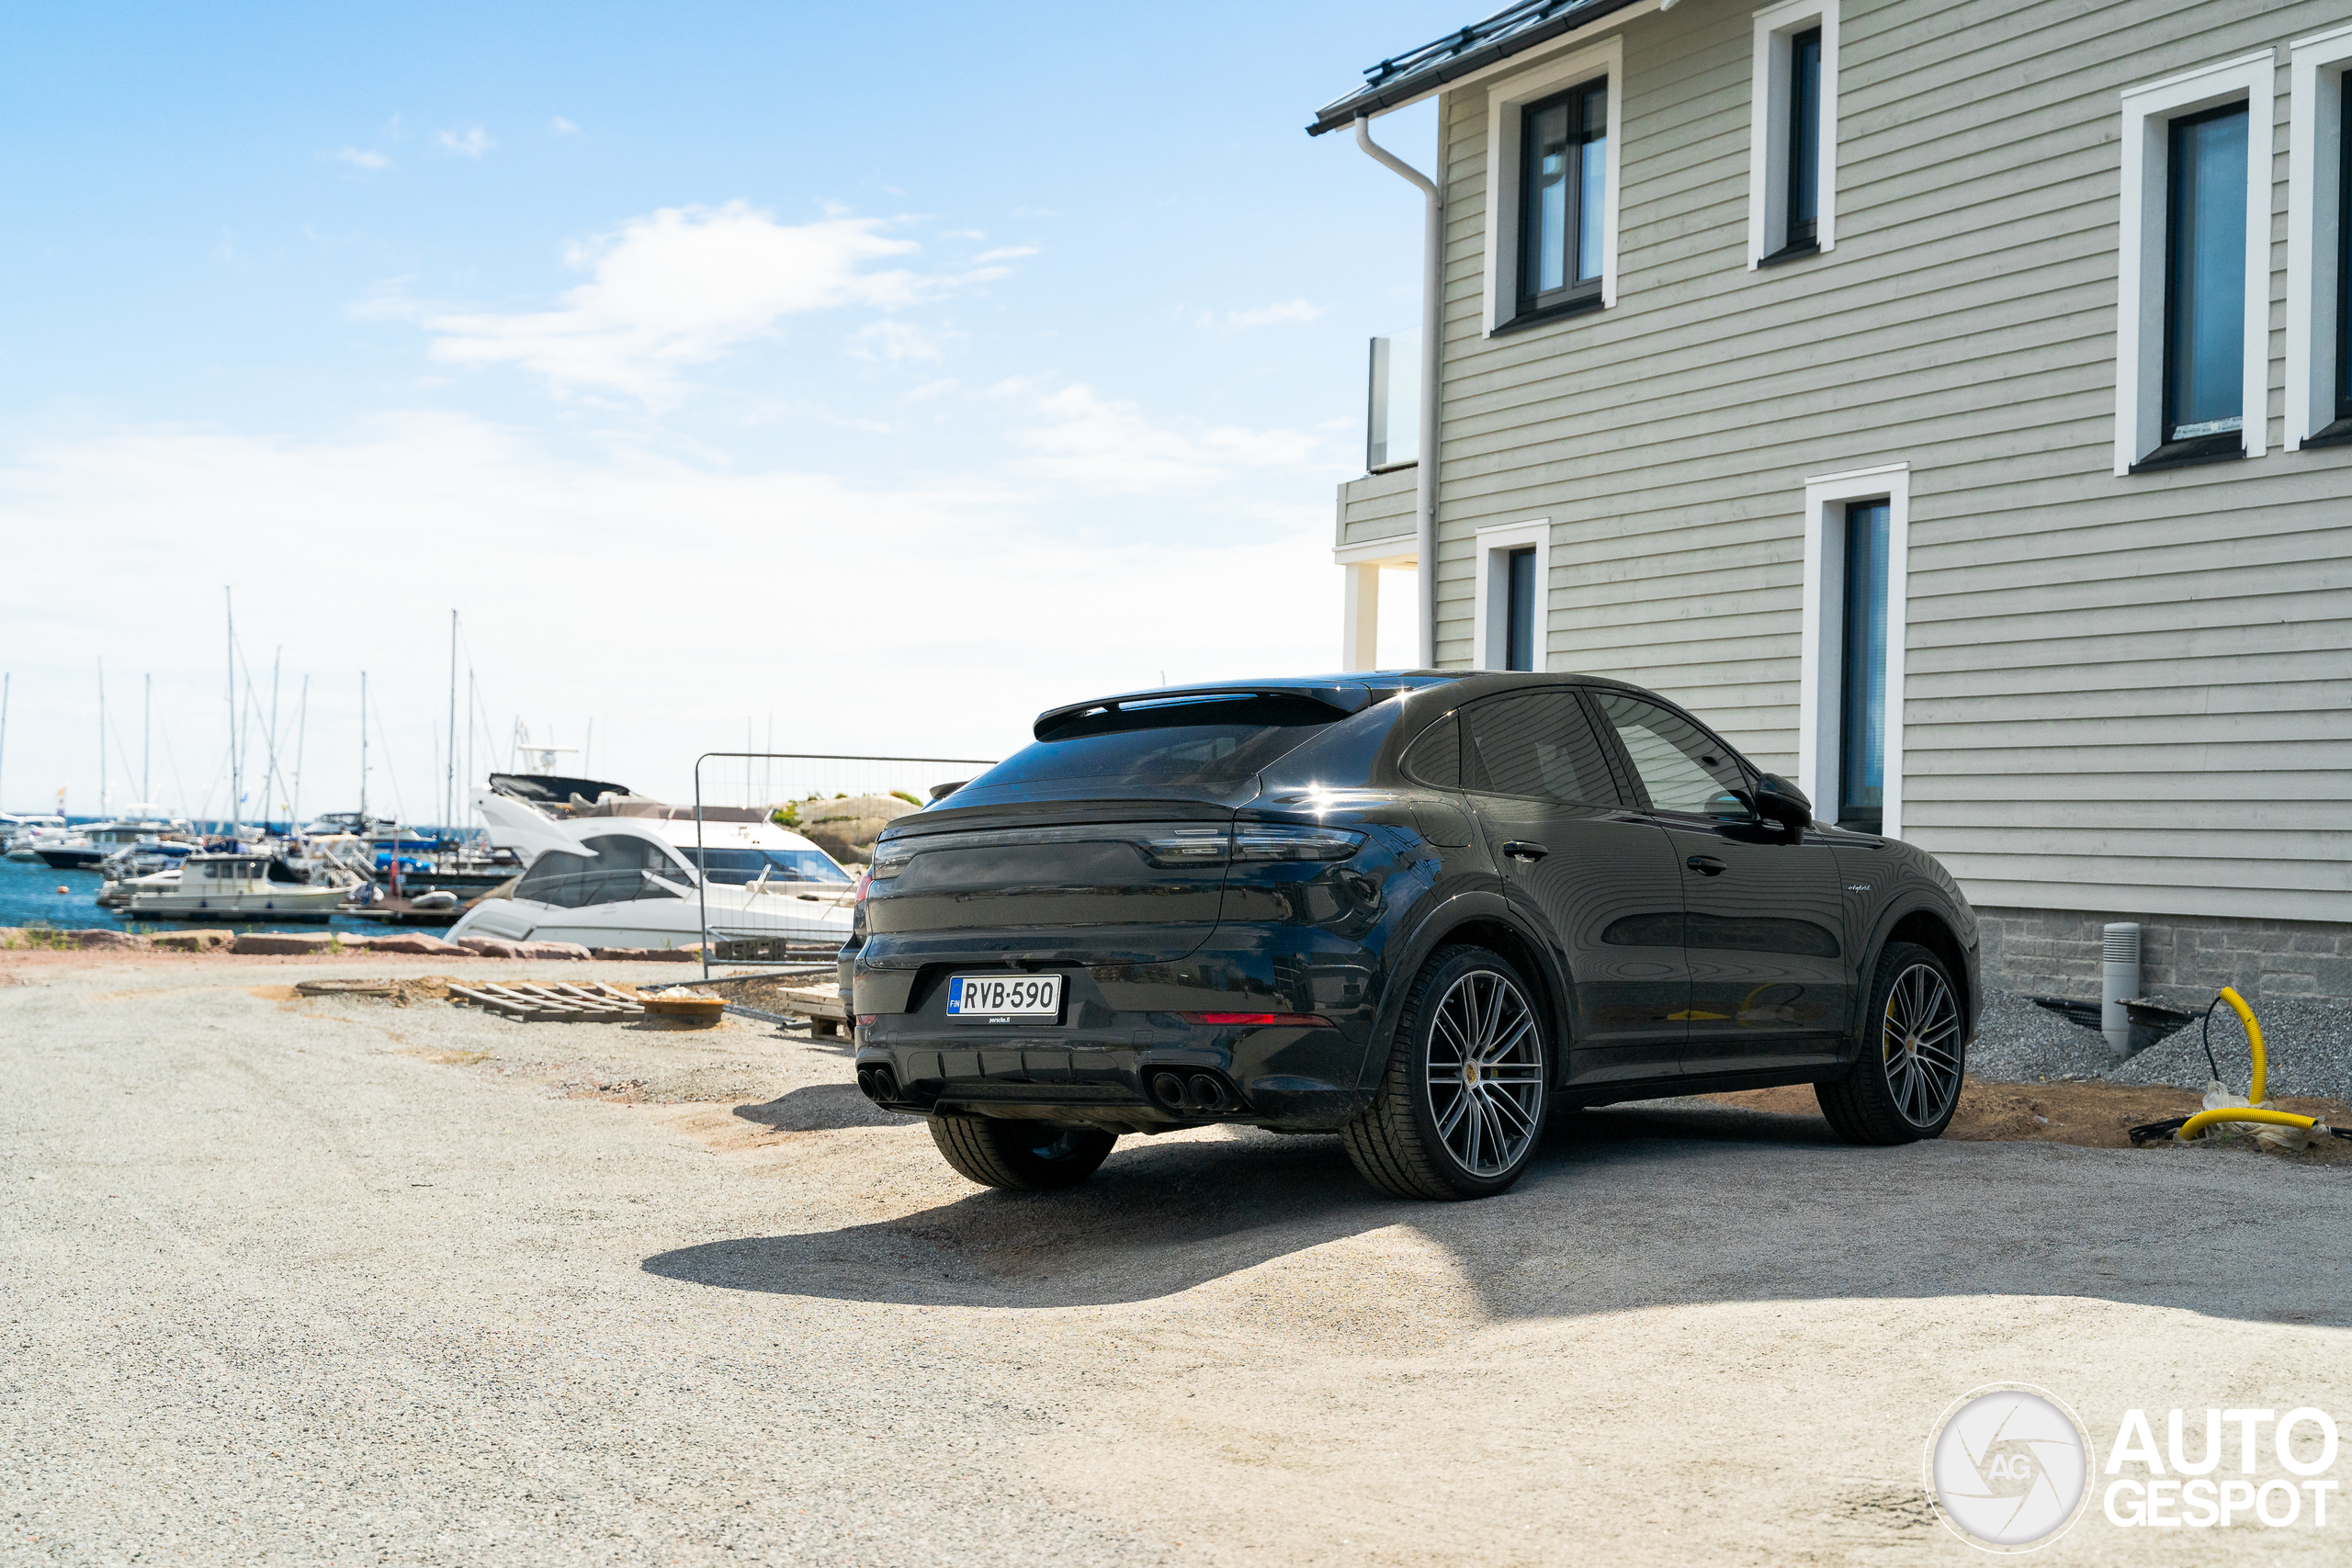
[[2339, 85, 2352, 423], [1785, 27, 1822, 249], [2164, 104, 2249, 447], [1519, 81, 1607, 318], [1838, 501, 1889, 831], [1504, 547, 1537, 671]]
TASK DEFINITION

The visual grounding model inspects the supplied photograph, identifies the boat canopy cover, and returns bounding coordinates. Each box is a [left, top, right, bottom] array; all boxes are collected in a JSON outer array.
[[486, 772, 771, 824], [488, 773, 639, 807]]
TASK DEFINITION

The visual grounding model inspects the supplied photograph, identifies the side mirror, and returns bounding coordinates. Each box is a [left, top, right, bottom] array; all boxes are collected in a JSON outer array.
[[1747, 773, 1812, 830]]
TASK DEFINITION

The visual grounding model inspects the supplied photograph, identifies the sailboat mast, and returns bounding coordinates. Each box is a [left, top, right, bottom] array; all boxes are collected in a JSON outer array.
[[142, 673, 151, 804], [447, 610, 458, 837], [359, 671, 369, 821], [226, 587, 240, 835], [0, 671, 9, 811], [97, 659, 107, 818], [292, 675, 309, 828]]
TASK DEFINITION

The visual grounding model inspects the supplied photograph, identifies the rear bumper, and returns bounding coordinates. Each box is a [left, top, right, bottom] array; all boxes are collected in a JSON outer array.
[[851, 922, 1385, 1132], [854, 1017, 1371, 1132]]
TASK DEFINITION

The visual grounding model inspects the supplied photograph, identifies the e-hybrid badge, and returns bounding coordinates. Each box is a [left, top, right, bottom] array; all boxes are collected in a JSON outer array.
[[946, 973, 1063, 1022]]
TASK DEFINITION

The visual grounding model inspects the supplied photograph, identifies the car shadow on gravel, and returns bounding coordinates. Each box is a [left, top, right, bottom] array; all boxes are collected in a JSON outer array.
[[642, 1099, 2352, 1325], [731, 1084, 903, 1133]]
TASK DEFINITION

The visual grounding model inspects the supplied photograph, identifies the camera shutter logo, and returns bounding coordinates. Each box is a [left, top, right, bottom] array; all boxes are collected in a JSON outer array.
[[1925, 1384, 2091, 1551]]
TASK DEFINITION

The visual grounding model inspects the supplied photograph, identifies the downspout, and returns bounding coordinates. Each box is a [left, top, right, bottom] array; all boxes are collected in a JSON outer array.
[[1354, 112, 1442, 669]]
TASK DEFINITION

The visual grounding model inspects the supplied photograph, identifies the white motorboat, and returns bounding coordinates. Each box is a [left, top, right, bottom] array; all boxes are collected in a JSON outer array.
[[5, 817, 72, 862], [116, 852, 359, 922], [447, 772, 855, 952], [94, 841, 199, 908], [34, 807, 197, 870]]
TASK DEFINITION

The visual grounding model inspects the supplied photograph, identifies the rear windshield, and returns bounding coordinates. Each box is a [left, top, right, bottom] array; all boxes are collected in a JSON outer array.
[[967, 694, 1341, 790]]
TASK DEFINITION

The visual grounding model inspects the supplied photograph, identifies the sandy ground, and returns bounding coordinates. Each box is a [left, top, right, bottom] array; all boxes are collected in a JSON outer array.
[[4, 952, 2349, 1565]]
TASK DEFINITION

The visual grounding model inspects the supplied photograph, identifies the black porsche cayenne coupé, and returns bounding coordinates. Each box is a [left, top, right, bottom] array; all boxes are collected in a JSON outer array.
[[849, 672, 1978, 1201]]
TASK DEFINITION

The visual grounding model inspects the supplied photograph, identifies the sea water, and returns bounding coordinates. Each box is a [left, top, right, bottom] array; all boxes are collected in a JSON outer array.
[[0, 857, 384, 938]]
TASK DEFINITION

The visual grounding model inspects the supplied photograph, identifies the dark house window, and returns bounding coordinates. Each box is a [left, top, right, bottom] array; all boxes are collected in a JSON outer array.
[[2339, 85, 2352, 424], [2162, 103, 2248, 452], [1518, 81, 1607, 320], [1838, 500, 1890, 831], [1785, 28, 1822, 250], [1504, 547, 1537, 671]]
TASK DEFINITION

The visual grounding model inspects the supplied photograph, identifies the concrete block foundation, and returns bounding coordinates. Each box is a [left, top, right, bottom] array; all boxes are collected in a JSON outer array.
[[1974, 907, 2352, 1006]]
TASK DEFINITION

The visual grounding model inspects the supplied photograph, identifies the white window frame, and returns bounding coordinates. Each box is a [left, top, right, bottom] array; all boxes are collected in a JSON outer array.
[[1480, 37, 1623, 334], [2287, 25, 2352, 449], [1797, 464, 1908, 839], [1471, 519, 1551, 672], [1747, 0, 1839, 267], [2113, 52, 2276, 475]]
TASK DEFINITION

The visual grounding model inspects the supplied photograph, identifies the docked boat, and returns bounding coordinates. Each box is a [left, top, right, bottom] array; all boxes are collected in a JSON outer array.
[[3, 816, 70, 862], [447, 772, 856, 952], [93, 840, 199, 908], [116, 852, 360, 922], [34, 807, 197, 870]]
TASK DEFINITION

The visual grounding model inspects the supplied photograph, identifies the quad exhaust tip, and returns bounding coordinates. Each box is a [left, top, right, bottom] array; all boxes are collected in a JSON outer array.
[[856, 1065, 900, 1103], [1150, 1070, 1233, 1118]]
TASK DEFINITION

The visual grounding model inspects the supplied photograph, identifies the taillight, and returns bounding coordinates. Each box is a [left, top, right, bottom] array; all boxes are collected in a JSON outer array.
[[1231, 825, 1363, 862], [852, 867, 874, 903], [1178, 1011, 1334, 1028], [868, 844, 913, 882]]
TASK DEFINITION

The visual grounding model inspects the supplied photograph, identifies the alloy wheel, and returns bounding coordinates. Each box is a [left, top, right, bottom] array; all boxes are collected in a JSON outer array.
[[1882, 962, 1962, 1127], [1424, 968, 1545, 1177]]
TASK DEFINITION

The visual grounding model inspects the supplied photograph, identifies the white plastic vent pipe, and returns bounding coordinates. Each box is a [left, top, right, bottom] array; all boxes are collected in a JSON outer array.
[[1354, 112, 1442, 669], [2101, 922, 2141, 1059]]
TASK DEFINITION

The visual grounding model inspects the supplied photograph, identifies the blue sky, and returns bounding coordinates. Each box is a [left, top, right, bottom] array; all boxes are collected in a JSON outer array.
[[0, 3, 1452, 818]]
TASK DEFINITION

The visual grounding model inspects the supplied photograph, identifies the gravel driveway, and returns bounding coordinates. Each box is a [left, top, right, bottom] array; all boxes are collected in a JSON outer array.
[[4, 956, 2347, 1565]]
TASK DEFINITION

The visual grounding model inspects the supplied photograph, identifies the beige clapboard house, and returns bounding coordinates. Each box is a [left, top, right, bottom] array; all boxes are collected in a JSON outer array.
[[1316, 0, 2352, 1004]]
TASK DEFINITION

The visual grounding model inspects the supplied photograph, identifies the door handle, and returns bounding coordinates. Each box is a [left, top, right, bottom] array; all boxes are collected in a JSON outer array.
[[1502, 840, 1549, 863], [1685, 854, 1727, 875]]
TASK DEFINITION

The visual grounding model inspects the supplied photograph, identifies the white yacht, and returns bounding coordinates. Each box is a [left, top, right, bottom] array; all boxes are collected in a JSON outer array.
[[3, 816, 70, 862], [33, 807, 197, 870], [94, 840, 199, 908], [447, 772, 855, 952], [116, 852, 359, 921]]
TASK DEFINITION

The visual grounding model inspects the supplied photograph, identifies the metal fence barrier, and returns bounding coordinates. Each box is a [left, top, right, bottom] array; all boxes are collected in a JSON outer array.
[[690, 750, 996, 976]]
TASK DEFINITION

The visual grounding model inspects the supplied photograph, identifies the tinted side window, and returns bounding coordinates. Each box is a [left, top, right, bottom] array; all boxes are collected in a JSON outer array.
[[1464, 692, 1616, 805], [1593, 693, 1749, 817], [515, 850, 595, 908], [582, 835, 691, 884], [1400, 713, 1462, 788]]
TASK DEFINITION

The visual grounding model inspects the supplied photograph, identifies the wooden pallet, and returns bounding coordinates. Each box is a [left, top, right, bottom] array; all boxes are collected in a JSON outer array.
[[775, 983, 851, 1038], [447, 980, 646, 1022]]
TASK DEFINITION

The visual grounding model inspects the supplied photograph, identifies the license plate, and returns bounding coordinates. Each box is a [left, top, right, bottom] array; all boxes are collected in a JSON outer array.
[[946, 973, 1064, 1022]]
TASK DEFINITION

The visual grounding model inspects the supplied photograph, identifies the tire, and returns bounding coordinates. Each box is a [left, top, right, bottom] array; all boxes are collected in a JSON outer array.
[[1342, 944, 1550, 1201], [928, 1115, 1116, 1190], [1815, 941, 1966, 1145]]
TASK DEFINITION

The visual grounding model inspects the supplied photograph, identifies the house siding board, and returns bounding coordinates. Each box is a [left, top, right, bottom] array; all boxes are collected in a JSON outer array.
[[1411, 0, 2352, 927]]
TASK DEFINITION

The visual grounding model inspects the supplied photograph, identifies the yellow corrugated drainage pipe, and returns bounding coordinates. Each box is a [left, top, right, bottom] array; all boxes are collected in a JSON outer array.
[[2128, 987, 2349, 1148]]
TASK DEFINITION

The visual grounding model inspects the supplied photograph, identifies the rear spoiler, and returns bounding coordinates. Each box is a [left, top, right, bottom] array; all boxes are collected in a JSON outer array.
[[1033, 683, 1379, 740]]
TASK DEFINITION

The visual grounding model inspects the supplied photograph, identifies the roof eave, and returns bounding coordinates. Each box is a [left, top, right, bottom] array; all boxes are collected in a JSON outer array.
[[1305, 0, 1647, 136]]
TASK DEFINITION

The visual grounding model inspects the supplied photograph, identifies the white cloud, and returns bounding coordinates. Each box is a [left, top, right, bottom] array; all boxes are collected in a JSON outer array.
[[1226, 299, 1323, 327], [413, 202, 1006, 402], [0, 413, 1334, 808], [1012, 385, 1324, 492], [331, 147, 390, 172], [549, 116, 579, 135], [851, 320, 945, 363], [435, 126, 495, 158], [972, 245, 1040, 264]]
